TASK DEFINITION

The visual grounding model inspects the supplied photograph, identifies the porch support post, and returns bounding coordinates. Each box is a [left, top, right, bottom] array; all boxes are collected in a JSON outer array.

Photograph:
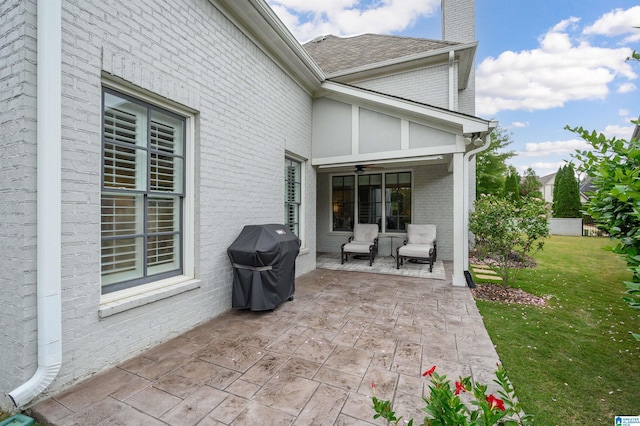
[[452, 152, 466, 286]]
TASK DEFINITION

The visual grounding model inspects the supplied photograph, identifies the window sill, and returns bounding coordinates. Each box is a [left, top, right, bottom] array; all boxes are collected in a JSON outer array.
[[99, 276, 201, 318]]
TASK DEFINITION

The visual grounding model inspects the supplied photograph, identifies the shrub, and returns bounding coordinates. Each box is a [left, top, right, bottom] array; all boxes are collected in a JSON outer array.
[[552, 164, 581, 218], [469, 195, 549, 286]]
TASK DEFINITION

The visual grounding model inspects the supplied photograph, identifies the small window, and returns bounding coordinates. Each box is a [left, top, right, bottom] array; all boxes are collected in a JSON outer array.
[[285, 158, 301, 237], [101, 88, 186, 294]]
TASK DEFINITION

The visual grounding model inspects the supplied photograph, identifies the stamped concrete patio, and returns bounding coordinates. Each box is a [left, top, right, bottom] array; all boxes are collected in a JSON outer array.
[[30, 264, 500, 425]]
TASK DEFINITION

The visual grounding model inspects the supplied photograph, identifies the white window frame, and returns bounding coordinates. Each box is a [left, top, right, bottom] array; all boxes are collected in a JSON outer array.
[[329, 169, 413, 234], [285, 152, 306, 249], [99, 79, 197, 313]]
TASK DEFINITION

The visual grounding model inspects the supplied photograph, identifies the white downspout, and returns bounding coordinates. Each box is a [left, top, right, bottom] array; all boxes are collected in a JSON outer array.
[[9, 0, 62, 408], [462, 134, 492, 272], [448, 51, 455, 110]]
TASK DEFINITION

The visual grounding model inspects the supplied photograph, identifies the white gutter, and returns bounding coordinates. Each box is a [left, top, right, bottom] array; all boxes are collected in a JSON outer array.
[[462, 128, 495, 271], [9, 0, 62, 408]]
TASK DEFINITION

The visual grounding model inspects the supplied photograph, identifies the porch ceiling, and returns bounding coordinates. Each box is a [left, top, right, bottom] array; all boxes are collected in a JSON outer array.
[[316, 154, 451, 174]]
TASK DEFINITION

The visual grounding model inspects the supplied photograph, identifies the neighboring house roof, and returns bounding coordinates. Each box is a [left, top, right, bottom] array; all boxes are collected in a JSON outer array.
[[303, 34, 458, 74], [579, 176, 595, 194], [539, 172, 556, 186]]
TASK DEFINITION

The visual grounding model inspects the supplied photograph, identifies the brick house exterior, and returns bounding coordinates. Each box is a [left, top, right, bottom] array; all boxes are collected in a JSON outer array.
[[0, 0, 493, 410]]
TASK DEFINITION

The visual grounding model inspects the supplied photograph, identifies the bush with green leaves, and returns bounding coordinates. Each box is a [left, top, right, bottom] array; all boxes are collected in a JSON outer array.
[[469, 194, 549, 286], [569, 123, 640, 339]]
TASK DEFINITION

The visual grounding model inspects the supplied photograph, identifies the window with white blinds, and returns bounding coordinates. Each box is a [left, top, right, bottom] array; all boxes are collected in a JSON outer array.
[[101, 89, 185, 294], [284, 158, 301, 237]]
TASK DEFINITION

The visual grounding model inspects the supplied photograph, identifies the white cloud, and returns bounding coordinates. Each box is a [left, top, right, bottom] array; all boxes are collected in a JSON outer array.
[[517, 139, 591, 158], [267, 0, 440, 42], [583, 6, 640, 43], [476, 11, 637, 116], [511, 121, 529, 128], [619, 108, 630, 116], [602, 124, 636, 139], [617, 82, 636, 93]]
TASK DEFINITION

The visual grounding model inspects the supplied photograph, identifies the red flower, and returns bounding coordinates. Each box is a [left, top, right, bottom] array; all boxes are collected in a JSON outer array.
[[486, 395, 506, 411], [422, 366, 436, 377], [371, 381, 376, 389], [454, 381, 466, 395]]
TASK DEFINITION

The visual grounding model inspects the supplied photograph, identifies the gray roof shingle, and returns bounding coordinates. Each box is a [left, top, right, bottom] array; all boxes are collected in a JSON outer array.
[[303, 34, 459, 75]]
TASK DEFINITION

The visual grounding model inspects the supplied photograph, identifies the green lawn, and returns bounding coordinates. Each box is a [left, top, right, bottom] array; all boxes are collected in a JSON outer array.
[[475, 235, 640, 424]]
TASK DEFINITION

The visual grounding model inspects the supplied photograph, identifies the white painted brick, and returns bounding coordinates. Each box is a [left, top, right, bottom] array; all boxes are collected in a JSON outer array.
[[1, 0, 315, 408], [442, 0, 475, 43], [357, 64, 451, 109]]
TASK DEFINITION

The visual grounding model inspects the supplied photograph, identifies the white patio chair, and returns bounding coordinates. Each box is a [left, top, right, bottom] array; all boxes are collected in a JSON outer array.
[[341, 224, 379, 266], [396, 224, 437, 272]]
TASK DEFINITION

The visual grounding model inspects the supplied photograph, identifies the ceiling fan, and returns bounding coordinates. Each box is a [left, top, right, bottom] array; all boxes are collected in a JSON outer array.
[[354, 164, 383, 174]]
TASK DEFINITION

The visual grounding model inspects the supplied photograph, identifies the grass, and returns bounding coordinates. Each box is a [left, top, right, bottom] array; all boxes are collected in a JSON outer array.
[[475, 235, 640, 425]]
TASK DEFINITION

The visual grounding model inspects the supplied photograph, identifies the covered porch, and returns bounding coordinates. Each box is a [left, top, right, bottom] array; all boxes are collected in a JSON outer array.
[[313, 82, 496, 286]]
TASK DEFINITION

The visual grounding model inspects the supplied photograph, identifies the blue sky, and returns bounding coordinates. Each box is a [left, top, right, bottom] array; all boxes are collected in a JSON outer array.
[[267, 0, 640, 177]]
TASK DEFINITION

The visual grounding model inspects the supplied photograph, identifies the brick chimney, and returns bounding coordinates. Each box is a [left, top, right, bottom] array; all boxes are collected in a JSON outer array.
[[441, 0, 475, 43]]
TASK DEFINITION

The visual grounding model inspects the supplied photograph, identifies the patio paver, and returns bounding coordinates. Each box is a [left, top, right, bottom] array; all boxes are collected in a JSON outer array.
[[30, 265, 500, 425]]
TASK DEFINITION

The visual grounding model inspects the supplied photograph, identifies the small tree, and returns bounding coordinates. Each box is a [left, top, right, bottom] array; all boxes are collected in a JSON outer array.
[[521, 167, 542, 199], [503, 166, 521, 206], [476, 125, 517, 196], [469, 195, 550, 286], [553, 164, 581, 217]]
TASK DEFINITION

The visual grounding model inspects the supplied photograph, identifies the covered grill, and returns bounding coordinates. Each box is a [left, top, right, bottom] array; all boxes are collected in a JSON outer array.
[[227, 224, 300, 311]]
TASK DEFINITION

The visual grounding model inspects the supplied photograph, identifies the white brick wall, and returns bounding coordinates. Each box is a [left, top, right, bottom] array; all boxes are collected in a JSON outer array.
[[442, 0, 476, 116], [0, 0, 39, 411], [442, 0, 475, 43], [356, 64, 451, 109], [1, 0, 315, 406]]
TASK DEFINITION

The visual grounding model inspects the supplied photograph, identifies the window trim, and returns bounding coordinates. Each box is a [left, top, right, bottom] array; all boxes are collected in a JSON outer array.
[[100, 79, 196, 300], [285, 152, 306, 249], [329, 169, 413, 234]]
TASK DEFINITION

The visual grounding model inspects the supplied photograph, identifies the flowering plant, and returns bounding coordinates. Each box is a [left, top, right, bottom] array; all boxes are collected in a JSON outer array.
[[372, 364, 532, 426]]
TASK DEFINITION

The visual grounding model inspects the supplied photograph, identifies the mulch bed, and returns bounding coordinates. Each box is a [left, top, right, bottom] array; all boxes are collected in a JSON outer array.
[[470, 283, 550, 306]]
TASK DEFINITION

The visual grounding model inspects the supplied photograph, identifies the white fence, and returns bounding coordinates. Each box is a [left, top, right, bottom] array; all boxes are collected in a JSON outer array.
[[548, 218, 583, 236]]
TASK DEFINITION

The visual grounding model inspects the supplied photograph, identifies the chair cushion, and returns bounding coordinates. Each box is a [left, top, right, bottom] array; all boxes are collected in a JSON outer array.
[[343, 242, 374, 254], [398, 243, 433, 258], [353, 224, 378, 243], [407, 224, 436, 245]]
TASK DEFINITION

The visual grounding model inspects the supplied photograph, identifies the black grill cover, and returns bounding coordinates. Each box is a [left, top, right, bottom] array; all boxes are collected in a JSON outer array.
[[227, 224, 300, 311]]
